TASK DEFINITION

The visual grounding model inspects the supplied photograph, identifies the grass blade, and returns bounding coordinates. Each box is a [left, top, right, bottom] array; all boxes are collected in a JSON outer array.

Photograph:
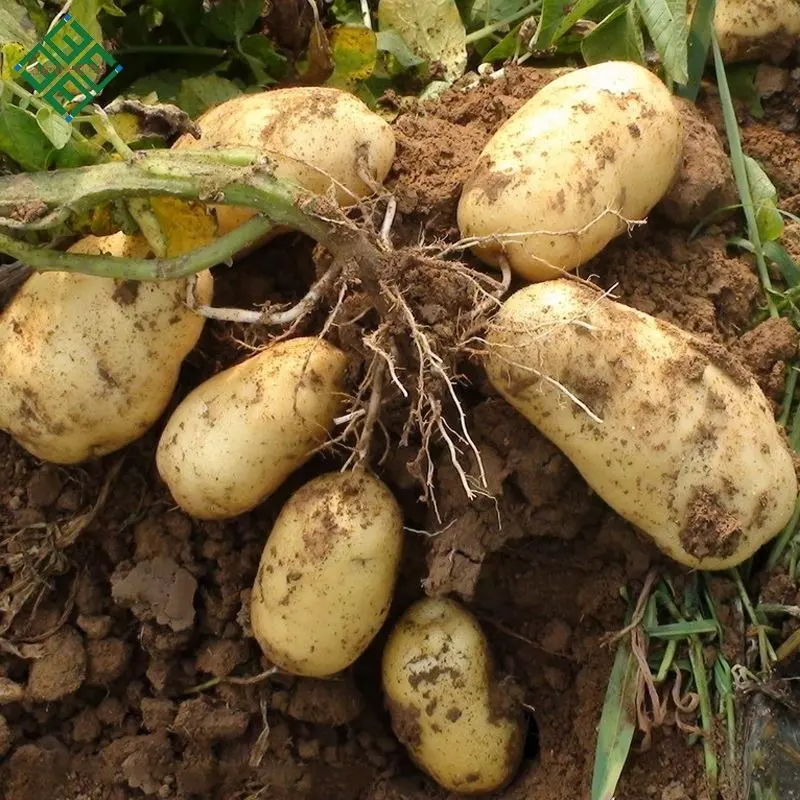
[[676, 0, 715, 101], [591, 635, 638, 800]]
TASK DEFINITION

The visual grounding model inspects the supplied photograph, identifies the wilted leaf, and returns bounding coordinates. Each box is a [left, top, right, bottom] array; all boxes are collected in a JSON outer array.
[[581, 4, 645, 66], [203, 0, 262, 43], [379, 0, 467, 82], [265, 0, 318, 51], [35, 106, 72, 149], [328, 25, 377, 89], [590, 635, 637, 800], [0, 0, 37, 45], [297, 9, 334, 85], [377, 29, 424, 68], [636, 0, 689, 84], [175, 74, 242, 117]]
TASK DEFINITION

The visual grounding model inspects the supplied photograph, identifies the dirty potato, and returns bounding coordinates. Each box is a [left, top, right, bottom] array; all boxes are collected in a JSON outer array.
[[156, 337, 348, 520], [713, 0, 800, 63], [251, 471, 403, 677], [173, 86, 396, 237], [484, 280, 798, 570], [457, 61, 682, 281], [382, 597, 525, 795], [0, 233, 212, 464]]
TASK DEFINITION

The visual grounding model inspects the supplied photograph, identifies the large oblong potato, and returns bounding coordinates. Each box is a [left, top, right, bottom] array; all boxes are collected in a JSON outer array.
[[156, 337, 348, 519], [382, 597, 525, 795], [251, 470, 404, 677], [484, 280, 798, 570], [457, 61, 682, 282], [713, 0, 800, 63], [0, 233, 212, 464], [173, 86, 396, 236]]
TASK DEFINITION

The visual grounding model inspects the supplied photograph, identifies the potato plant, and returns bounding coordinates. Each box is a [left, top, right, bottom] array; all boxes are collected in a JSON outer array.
[[1, 1, 800, 799]]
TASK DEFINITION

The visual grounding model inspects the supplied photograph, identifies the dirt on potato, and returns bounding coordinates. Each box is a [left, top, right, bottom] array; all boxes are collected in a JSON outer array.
[[2, 64, 800, 800]]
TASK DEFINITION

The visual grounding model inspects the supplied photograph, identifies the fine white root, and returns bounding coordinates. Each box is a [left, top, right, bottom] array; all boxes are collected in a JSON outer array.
[[380, 196, 397, 250]]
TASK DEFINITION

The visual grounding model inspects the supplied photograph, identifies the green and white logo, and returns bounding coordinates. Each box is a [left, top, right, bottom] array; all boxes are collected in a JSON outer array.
[[13, 14, 122, 122]]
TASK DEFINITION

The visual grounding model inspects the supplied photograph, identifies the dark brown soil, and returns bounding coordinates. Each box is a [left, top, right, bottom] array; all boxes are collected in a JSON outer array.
[[2, 64, 800, 800]]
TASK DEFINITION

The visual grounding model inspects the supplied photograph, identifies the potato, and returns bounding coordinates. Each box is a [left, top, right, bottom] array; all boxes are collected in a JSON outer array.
[[713, 0, 800, 63], [173, 86, 396, 237], [382, 597, 525, 795], [156, 337, 348, 519], [484, 280, 798, 570], [251, 470, 403, 677], [0, 233, 212, 464], [457, 61, 682, 282]]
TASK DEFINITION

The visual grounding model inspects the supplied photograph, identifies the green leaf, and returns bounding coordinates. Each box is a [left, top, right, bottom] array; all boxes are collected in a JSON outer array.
[[379, 0, 467, 82], [535, 0, 605, 49], [591, 635, 637, 800], [151, 0, 204, 30], [331, 0, 365, 25], [376, 29, 425, 67], [581, 4, 645, 66], [125, 69, 191, 103], [482, 21, 523, 62], [327, 25, 378, 88], [1, 40, 25, 79], [744, 155, 784, 242], [727, 63, 764, 118], [636, 0, 689, 84], [0, 0, 36, 45], [203, 0, 262, 43], [675, 0, 714, 101], [35, 106, 72, 149], [70, 0, 125, 42], [763, 241, 800, 288], [175, 74, 241, 118], [466, 0, 526, 25], [240, 34, 288, 78], [0, 104, 52, 170]]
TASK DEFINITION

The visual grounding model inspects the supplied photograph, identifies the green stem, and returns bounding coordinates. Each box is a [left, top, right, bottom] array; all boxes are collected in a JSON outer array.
[[711, 34, 778, 318], [464, 1, 541, 44], [0, 216, 274, 280], [689, 637, 718, 793], [114, 45, 227, 57], [779, 365, 799, 427], [766, 495, 800, 570]]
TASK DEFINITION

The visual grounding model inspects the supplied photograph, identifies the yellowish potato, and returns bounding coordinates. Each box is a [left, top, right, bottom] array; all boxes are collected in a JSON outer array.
[[382, 597, 525, 795], [251, 470, 403, 677], [173, 86, 396, 237], [484, 280, 798, 570], [156, 337, 348, 519], [0, 233, 212, 464], [457, 61, 682, 282], [713, 0, 800, 63]]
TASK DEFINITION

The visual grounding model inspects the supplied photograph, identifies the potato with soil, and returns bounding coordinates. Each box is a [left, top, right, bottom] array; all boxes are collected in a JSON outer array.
[[457, 61, 682, 282], [156, 337, 347, 519], [484, 280, 798, 570], [713, 0, 800, 63], [382, 597, 524, 795], [173, 86, 396, 238], [0, 233, 212, 464], [251, 470, 403, 677]]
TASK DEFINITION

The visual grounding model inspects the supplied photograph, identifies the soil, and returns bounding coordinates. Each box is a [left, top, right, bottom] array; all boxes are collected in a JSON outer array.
[[2, 63, 800, 800]]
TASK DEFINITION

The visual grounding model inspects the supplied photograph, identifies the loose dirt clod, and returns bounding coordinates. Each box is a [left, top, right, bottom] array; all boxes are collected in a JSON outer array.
[[25, 626, 86, 702]]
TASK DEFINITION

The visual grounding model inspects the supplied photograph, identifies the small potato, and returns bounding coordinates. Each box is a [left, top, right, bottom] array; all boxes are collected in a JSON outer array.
[[156, 337, 348, 519], [251, 470, 403, 677], [173, 87, 396, 237], [382, 597, 525, 795], [713, 0, 800, 63], [484, 280, 798, 570], [0, 233, 212, 464], [457, 61, 682, 282]]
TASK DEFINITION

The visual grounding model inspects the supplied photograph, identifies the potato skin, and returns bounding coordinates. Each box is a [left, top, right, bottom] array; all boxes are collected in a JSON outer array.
[[484, 280, 798, 569], [457, 61, 682, 282], [251, 471, 403, 677], [714, 0, 800, 63], [156, 337, 348, 519], [174, 86, 396, 236], [382, 597, 524, 795], [0, 233, 212, 464]]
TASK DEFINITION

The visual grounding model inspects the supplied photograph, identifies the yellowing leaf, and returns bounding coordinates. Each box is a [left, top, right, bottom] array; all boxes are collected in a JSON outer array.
[[378, 0, 467, 82], [1, 41, 25, 80], [327, 25, 377, 89], [149, 197, 219, 258]]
